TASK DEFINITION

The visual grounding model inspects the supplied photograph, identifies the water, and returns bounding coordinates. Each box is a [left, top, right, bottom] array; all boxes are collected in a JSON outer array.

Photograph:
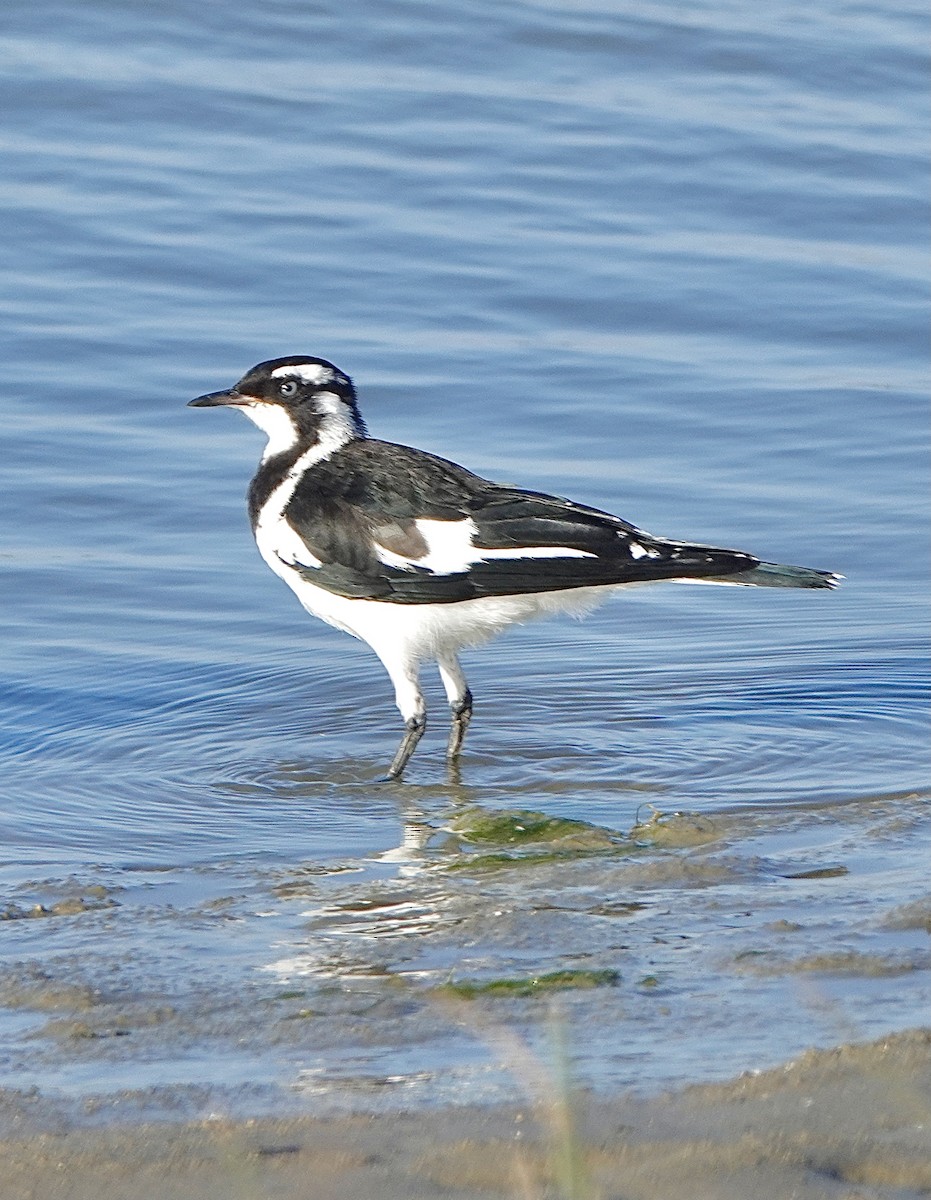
[[0, 0, 928, 1122]]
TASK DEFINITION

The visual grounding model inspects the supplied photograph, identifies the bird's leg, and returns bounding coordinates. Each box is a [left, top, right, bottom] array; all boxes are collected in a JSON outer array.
[[386, 713, 426, 780], [438, 655, 473, 762], [447, 690, 473, 759], [384, 662, 426, 781]]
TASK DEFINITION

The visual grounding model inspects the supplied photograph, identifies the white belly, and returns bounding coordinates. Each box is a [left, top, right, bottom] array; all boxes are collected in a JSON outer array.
[[273, 560, 614, 664]]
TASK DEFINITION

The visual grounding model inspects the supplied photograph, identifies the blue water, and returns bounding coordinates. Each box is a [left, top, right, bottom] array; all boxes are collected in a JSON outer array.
[[0, 0, 928, 1120]]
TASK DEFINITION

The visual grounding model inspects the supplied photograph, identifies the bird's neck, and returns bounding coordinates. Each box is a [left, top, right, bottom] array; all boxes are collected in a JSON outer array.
[[247, 422, 361, 530]]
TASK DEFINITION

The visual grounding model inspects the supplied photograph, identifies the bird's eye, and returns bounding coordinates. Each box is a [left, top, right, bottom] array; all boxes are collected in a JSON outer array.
[[278, 380, 299, 398]]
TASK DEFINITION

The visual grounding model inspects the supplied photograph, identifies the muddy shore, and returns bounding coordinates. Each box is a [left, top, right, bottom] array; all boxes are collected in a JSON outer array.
[[1, 1027, 928, 1199]]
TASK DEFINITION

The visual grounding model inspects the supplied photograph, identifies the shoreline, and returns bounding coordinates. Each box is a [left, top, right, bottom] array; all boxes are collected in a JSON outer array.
[[1, 1027, 928, 1199]]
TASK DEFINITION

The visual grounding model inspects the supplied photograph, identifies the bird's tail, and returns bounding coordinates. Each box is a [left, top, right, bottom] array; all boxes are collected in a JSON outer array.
[[702, 561, 842, 589]]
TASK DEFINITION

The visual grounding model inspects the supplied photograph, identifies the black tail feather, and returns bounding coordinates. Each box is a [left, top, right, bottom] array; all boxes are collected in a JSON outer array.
[[703, 561, 842, 589]]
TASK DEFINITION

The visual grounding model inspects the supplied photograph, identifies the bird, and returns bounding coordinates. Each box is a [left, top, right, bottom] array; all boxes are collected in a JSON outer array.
[[189, 355, 840, 780]]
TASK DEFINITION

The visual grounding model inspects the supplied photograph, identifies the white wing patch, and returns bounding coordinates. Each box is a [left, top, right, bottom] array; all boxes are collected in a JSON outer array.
[[627, 538, 661, 560], [376, 518, 475, 574], [261, 514, 324, 571], [375, 517, 596, 575]]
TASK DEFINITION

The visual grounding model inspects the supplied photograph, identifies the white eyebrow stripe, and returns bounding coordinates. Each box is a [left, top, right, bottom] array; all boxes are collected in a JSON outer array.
[[270, 363, 334, 385], [373, 517, 596, 575]]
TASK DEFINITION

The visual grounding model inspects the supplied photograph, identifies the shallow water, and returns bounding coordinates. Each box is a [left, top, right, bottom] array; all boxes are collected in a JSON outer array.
[[1, 0, 928, 1118]]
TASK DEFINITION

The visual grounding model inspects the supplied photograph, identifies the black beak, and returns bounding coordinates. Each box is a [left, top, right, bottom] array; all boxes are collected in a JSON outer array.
[[188, 388, 248, 408]]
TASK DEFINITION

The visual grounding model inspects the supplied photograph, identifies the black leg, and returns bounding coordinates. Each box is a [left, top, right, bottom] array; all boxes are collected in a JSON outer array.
[[386, 714, 426, 780], [446, 688, 473, 761]]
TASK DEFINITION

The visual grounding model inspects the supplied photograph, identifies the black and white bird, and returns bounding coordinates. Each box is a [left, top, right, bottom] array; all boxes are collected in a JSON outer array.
[[189, 356, 840, 779]]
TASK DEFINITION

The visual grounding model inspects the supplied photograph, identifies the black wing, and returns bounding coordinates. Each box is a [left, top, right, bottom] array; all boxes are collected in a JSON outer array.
[[280, 440, 760, 604]]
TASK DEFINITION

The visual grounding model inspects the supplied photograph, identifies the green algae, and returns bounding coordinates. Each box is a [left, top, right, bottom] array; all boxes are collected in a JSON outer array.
[[781, 865, 849, 879], [445, 805, 628, 870], [436, 968, 620, 1000], [451, 807, 606, 845]]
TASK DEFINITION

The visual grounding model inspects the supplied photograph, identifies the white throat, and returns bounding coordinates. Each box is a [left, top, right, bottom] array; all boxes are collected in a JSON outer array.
[[241, 402, 301, 462], [240, 393, 360, 464], [251, 406, 358, 582]]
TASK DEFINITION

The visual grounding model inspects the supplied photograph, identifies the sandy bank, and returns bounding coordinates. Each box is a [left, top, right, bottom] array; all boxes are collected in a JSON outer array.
[[1, 1027, 928, 1199]]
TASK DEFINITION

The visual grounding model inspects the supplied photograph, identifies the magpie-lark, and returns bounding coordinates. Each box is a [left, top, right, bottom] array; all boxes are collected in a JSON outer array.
[[189, 355, 840, 779]]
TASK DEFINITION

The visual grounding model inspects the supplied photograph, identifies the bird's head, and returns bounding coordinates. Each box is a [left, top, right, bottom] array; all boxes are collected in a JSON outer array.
[[189, 355, 367, 459]]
